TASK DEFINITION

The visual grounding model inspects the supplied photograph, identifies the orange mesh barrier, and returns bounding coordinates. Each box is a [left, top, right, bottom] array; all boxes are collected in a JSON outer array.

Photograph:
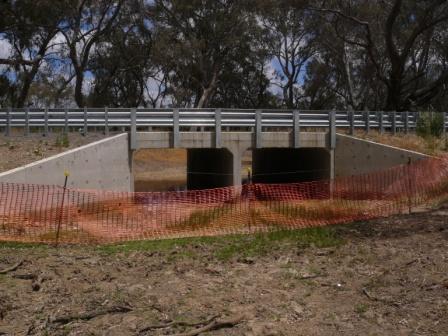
[[1, 156, 448, 244]]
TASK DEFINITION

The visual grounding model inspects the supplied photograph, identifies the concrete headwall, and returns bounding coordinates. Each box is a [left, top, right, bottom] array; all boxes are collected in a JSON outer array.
[[335, 134, 429, 177], [0, 133, 133, 191]]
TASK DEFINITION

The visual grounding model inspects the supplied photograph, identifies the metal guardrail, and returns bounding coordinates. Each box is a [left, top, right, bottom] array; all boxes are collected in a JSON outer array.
[[0, 108, 446, 137]]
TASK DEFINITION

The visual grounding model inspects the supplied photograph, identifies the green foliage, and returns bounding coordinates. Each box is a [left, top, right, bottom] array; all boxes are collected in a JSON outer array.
[[354, 303, 369, 315], [416, 112, 445, 138], [54, 133, 70, 148]]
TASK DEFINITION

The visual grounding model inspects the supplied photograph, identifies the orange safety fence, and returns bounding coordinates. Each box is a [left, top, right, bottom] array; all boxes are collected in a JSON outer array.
[[1, 155, 448, 244]]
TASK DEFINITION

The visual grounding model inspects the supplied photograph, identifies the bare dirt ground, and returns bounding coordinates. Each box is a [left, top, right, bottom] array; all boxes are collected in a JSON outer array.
[[0, 132, 109, 173], [1, 207, 447, 336], [133, 149, 187, 191]]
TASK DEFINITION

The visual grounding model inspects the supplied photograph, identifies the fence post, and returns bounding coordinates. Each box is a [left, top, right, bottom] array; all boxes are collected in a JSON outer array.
[[105, 106, 109, 136], [55, 171, 69, 247], [44, 106, 49, 137], [329, 110, 336, 149], [173, 108, 180, 148], [378, 111, 384, 134], [215, 108, 221, 148], [293, 110, 300, 148], [83, 106, 88, 136], [5, 107, 11, 136], [255, 109, 262, 148], [25, 107, 30, 136], [404, 111, 409, 134]]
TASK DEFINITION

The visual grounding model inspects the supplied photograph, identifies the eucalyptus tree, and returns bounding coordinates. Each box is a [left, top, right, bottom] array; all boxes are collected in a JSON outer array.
[[151, 0, 264, 108], [314, 0, 448, 111], [0, 0, 65, 107], [259, 0, 317, 109], [88, 0, 153, 107], [58, 0, 124, 107]]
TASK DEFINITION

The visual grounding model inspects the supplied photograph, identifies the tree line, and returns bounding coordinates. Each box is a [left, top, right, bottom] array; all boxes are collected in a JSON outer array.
[[0, 0, 447, 111]]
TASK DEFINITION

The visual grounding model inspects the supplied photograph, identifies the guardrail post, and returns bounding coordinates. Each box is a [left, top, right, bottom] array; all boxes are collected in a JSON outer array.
[[104, 107, 109, 136], [293, 110, 300, 148], [364, 109, 370, 134], [5, 107, 11, 136], [215, 108, 221, 148], [404, 111, 409, 134], [378, 111, 384, 134], [130, 108, 137, 149], [348, 108, 354, 135], [255, 109, 262, 148], [391, 111, 396, 135], [173, 108, 180, 148], [83, 106, 88, 135], [44, 107, 49, 137], [25, 107, 30, 136], [329, 110, 336, 149], [64, 107, 69, 133]]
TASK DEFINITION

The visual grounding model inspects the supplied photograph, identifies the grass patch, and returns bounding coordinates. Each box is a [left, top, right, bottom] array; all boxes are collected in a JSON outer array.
[[354, 303, 369, 315], [215, 226, 342, 260], [98, 226, 343, 260], [97, 236, 219, 255], [0, 240, 48, 250]]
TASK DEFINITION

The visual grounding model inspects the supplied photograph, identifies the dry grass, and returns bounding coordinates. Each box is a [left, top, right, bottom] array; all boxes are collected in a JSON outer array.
[[350, 130, 448, 156]]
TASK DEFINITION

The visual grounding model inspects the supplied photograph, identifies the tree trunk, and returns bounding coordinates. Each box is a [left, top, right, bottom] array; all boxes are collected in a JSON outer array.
[[74, 67, 85, 107], [385, 76, 403, 111], [16, 64, 40, 108], [287, 81, 294, 109], [16, 74, 33, 108], [196, 71, 219, 108], [343, 43, 357, 110], [197, 86, 214, 108]]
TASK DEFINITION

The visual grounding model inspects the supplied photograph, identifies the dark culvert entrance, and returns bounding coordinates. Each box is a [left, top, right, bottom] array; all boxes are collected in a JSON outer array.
[[187, 148, 234, 190], [252, 148, 331, 184]]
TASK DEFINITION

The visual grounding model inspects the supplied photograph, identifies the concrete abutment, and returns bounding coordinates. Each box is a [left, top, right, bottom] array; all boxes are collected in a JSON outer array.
[[0, 132, 430, 191]]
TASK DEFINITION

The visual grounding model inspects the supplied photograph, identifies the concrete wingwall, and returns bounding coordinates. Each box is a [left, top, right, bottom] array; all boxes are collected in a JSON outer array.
[[334, 134, 430, 177], [0, 133, 133, 191]]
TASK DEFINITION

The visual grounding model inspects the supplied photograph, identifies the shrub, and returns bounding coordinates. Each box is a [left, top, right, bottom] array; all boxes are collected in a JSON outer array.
[[416, 111, 445, 138], [54, 133, 70, 148]]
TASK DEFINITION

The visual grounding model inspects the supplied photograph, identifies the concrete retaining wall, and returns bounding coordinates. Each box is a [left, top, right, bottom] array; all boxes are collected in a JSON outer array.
[[335, 134, 429, 177], [0, 133, 132, 191]]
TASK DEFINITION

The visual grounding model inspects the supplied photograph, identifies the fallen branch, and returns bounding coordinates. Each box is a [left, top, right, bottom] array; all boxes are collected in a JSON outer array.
[[52, 305, 133, 325], [12, 273, 36, 280], [139, 315, 219, 333], [362, 287, 377, 301], [298, 274, 325, 280], [0, 260, 24, 274], [170, 315, 245, 336], [362, 288, 400, 307]]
